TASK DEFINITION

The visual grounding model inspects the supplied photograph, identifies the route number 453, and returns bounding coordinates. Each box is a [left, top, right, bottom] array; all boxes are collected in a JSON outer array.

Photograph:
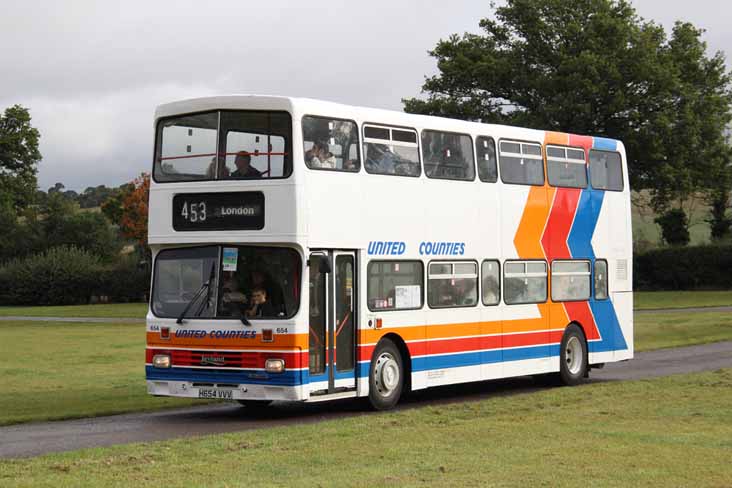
[[181, 201, 207, 222]]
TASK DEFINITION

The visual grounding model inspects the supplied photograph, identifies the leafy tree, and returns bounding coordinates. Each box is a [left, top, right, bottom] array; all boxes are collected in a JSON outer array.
[[0, 105, 41, 212], [654, 208, 690, 246], [120, 173, 150, 253], [100, 182, 134, 224], [403, 0, 732, 241]]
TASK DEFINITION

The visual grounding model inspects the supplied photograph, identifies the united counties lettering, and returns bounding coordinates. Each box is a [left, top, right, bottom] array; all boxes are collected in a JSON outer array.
[[174, 330, 257, 339], [367, 241, 406, 255]]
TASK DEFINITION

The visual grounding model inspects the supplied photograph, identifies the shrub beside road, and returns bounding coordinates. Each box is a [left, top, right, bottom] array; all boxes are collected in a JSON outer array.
[[1, 369, 730, 487]]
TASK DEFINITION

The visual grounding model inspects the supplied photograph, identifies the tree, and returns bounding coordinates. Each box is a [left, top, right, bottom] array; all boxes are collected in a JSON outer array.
[[403, 0, 732, 240], [119, 173, 150, 253], [0, 105, 42, 212]]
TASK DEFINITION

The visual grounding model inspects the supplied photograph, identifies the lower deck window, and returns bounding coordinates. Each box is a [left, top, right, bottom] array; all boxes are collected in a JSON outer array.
[[504, 261, 547, 304], [367, 261, 423, 311], [551, 260, 591, 301], [428, 261, 478, 308]]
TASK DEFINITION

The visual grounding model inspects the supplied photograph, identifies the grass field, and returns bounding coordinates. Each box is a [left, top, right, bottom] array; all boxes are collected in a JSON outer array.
[[634, 290, 732, 310], [0, 321, 204, 426], [1, 305, 732, 426], [635, 311, 732, 351], [1, 369, 730, 487], [0, 303, 147, 318]]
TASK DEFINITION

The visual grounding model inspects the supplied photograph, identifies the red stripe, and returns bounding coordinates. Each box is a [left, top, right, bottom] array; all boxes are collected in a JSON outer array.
[[146, 348, 306, 369], [358, 330, 565, 359]]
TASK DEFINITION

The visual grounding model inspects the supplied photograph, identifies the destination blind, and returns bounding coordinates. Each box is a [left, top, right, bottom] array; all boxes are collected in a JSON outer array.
[[172, 191, 265, 231]]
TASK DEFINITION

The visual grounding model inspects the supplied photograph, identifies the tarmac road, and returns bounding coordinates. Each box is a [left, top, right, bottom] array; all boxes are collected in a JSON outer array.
[[1, 340, 731, 459]]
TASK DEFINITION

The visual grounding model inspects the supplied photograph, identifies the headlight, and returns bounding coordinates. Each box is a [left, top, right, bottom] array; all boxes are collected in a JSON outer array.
[[265, 358, 285, 373], [153, 354, 171, 368]]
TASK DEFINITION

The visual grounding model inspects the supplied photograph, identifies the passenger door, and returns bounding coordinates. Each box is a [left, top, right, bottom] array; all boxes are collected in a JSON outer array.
[[308, 251, 357, 394]]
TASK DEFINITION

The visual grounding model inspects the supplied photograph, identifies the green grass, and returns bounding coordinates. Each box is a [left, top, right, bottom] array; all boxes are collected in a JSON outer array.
[[635, 311, 732, 352], [1, 369, 731, 487], [634, 290, 732, 310], [2, 307, 732, 427], [0, 321, 204, 426], [0, 303, 147, 318]]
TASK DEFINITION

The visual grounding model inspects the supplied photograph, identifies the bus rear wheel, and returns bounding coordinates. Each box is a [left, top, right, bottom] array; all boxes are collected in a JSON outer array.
[[368, 339, 404, 410], [559, 324, 587, 386]]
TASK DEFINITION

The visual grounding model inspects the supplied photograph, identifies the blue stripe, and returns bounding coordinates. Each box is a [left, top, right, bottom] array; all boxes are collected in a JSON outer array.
[[565, 136, 627, 354], [146, 366, 302, 386], [308, 365, 357, 384], [592, 137, 617, 151]]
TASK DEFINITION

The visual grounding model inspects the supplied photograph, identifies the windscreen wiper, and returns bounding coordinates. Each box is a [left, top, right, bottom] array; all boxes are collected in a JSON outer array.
[[176, 264, 216, 324]]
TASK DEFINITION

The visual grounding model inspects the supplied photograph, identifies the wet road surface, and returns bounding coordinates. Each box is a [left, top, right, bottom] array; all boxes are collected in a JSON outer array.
[[1, 340, 731, 459]]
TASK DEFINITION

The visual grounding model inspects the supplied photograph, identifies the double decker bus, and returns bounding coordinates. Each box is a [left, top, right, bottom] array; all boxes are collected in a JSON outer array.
[[146, 95, 633, 410]]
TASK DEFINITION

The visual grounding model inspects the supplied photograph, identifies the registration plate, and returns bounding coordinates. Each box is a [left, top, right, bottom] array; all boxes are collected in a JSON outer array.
[[198, 388, 234, 400]]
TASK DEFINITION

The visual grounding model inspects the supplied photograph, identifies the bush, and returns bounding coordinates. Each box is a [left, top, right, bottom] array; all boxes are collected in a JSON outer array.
[[0, 246, 102, 305], [634, 244, 732, 290], [98, 254, 151, 302]]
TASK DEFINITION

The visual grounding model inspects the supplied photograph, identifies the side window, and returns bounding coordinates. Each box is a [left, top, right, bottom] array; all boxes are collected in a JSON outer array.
[[551, 260, 591, 301], [589, 150, 623, 191], [421, 130, 475, 181], [499, 141, 544, 186], [504, 261, 547, 304], [302, 116, 360, 172], [481, 260, 500, 305], [476, 136, 498, 183], [367, 261, 423, 311], [594, 259, 608, 300], [546, 145, 587, 188], [363, 125, 421, 177], [428, 261, 478, 308]]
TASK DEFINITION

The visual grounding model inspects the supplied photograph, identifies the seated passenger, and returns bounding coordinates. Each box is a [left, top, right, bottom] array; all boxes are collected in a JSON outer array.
[[245, 286, 275, 318], [220, 274, 247, 316], [230, 151, 262, 178], [307, 142, 337, 169], [251, 269, 286, 315], [206, 156, 229, 178]]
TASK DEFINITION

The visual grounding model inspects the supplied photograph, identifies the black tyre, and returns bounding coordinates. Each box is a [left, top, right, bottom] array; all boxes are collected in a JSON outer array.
[[368, 339, 404, 410], [559, 324, 588, 386]]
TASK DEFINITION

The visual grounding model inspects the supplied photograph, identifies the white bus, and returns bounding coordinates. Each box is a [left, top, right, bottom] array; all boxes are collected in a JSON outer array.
[[146, 95, 633, 410]]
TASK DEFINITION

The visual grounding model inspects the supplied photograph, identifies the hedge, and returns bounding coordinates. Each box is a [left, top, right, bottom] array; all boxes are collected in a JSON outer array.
[[634, 244, 732, 291], [0, 246, 150, 306]]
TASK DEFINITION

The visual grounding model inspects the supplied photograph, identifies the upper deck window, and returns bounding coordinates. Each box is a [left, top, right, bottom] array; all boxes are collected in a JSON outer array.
[[499, 140, 544, 186], [421, 130, 475, 181], [589, 150, 624, 191], [476, 136, 498, 183], [153, 110, 292, 182], [302, 116, 360, 172], [546, 145, 587, 188], [363, 124, 420, 177]]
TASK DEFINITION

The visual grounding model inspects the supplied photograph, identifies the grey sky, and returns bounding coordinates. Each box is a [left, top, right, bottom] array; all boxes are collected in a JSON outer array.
[[1, 0, 730, 191]]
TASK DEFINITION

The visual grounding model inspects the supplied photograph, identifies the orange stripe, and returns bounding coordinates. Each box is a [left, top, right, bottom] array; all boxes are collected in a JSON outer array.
[[147, 332, 308, 349]]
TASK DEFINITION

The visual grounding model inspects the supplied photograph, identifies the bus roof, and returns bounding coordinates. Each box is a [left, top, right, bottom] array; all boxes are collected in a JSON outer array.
[[154, 94, 621, 146]]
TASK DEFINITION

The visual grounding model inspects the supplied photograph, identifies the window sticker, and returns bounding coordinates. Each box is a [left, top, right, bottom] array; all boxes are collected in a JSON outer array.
[[222, 247, 238, 271], [395, 285, 421, 309]]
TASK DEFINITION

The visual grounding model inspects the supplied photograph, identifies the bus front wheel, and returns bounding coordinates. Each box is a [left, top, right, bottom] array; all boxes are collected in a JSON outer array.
[[559, 324, 588, 386], [368, 339, 404, 410]]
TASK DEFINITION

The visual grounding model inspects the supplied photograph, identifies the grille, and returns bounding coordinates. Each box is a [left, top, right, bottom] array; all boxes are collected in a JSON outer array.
[[170, 350, 261, 369]]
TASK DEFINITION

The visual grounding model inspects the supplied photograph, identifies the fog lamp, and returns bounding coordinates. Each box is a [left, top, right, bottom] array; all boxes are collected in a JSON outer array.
[[153, 354, 171, 368], [265, 358, 285, 373]]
